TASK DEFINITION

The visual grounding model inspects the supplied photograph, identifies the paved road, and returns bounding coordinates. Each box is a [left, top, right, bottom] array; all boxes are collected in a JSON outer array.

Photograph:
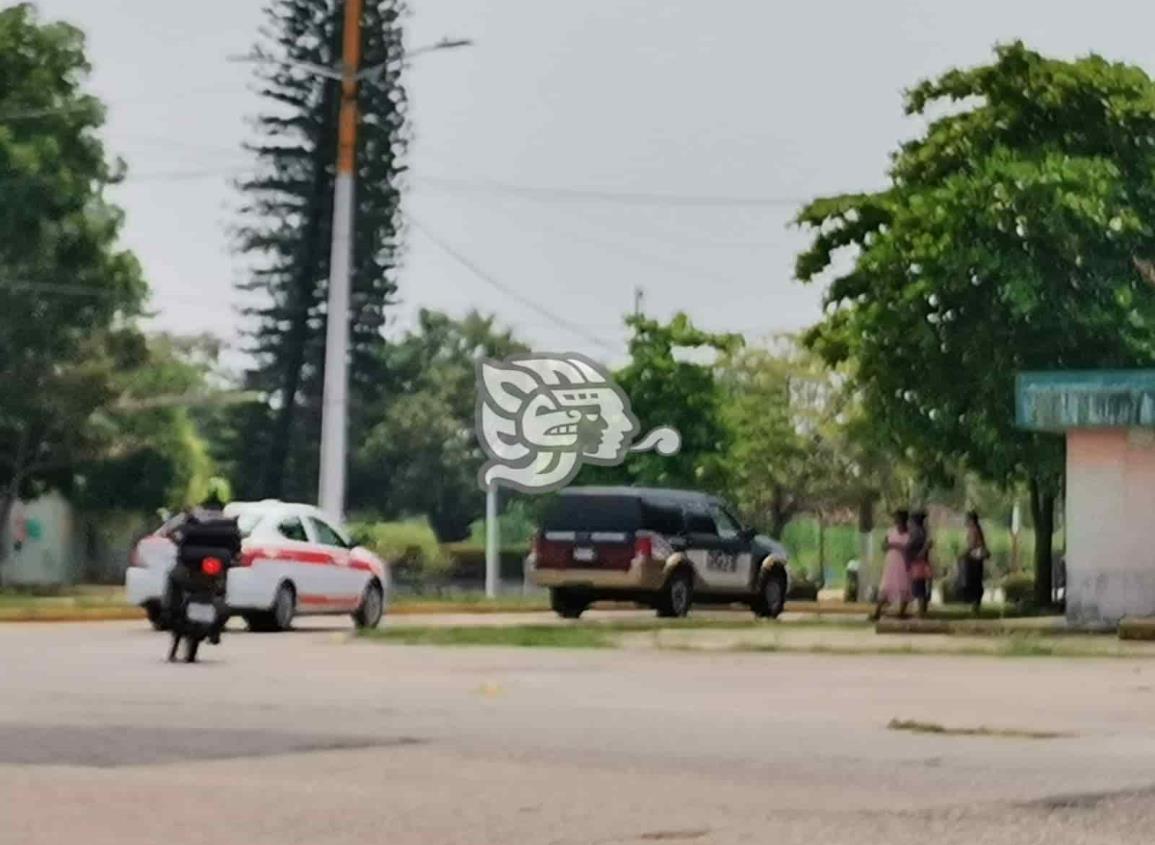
[[4, 617, 1155, 844]]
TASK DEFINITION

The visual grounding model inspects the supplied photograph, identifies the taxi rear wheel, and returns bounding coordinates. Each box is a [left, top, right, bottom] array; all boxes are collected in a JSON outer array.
[[247, 583, 296, 632]]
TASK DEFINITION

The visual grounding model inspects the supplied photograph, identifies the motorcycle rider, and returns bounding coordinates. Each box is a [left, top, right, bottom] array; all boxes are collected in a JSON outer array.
[[164, 478, 238, 657]]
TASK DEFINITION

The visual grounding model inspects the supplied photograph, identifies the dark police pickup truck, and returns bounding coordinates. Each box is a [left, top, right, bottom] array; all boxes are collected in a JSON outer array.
[[529, 486, 791, 619]]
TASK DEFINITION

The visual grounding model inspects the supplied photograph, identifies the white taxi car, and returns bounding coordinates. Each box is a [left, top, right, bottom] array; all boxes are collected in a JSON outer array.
[[125, 500, 388, 632]]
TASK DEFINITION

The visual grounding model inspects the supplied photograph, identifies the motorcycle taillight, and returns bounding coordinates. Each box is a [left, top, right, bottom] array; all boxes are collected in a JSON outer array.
[[201, 557, 223, 576]]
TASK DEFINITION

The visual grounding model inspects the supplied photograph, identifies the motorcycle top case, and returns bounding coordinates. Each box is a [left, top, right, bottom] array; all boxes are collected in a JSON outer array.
[[175, 510, 242, 566]]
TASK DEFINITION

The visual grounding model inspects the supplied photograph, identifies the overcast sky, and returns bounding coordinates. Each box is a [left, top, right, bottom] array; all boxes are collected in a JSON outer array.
[[30, 0, 1155, 367]]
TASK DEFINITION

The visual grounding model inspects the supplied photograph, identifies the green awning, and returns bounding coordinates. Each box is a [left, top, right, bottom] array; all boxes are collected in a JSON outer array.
[[1017, 371, 1155, 431]]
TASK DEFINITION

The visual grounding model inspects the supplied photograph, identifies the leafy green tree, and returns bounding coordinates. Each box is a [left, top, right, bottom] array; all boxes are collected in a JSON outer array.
[[718, 339, 907, 545], [231, 0, 406, 501], [72, 334, 217, 514], [0, 4, 145, 574], [796, 42, 1155, 605], [583, 313, 741, 491], [352, 310, 526, 540], [719, 339, 844, 536]]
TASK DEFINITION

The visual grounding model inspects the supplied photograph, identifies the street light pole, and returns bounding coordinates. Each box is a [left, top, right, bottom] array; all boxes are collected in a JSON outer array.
[[234, 23, 471, 522], [317, 0, 364, 520]]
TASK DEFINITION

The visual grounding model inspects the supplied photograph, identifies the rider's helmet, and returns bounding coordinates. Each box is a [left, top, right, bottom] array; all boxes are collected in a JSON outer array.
[[201, 476, 233, 511]]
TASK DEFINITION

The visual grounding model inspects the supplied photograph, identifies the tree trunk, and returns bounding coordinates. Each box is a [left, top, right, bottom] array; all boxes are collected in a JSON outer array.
[[262, 74, 340, 498], [856, 495, 875, 602], [263, 306, 311, 497], [768, 486, 797, 539], [1030, 477, 1056, 608]]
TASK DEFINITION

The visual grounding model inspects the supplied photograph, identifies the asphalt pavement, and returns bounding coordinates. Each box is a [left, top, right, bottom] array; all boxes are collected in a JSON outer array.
[[3, 615, 1155, 844]]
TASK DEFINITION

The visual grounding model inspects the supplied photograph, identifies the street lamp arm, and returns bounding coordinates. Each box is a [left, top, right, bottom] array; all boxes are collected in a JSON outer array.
[[356, 37, 473, 81], [408, 37, 474, 58], [227, 53, 343, 81]]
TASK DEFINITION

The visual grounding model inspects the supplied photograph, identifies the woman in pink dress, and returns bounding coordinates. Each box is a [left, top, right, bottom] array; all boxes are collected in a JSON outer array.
[[870, 510, 912, 621]]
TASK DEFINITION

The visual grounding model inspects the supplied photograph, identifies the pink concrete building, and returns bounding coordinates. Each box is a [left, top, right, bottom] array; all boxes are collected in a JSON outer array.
[[1018, 371, 1155, 624]]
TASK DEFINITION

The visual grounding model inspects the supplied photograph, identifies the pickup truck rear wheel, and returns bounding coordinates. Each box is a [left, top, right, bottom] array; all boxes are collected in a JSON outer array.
[[753, 569, 786, 619], [656, 569, 693, 618], [550, 588, 588, 619]]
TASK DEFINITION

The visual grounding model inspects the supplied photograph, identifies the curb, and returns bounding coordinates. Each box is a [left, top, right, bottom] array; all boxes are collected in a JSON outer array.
[[876, 616, 1087, 637], [0, 599, 875, 624], [1118, 617, 1155, 641], [786, 601, 872, 616], [389, 603, 548, 616], [0, 606, 142, 624]]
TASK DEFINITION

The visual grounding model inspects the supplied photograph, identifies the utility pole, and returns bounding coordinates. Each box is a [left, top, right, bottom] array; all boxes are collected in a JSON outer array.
[[317, 0, 363, 520], [633, 285, 645, 317], [233, 17, 471, 522]]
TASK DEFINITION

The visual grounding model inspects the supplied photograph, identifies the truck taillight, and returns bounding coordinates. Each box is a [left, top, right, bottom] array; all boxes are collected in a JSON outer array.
[[634, 534, 653, 560]]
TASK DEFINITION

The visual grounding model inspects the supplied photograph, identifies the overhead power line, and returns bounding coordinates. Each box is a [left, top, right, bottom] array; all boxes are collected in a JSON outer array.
[[407, 215, 618, 354], [416, 174, 808, 209], [0, 87, 253, 123], [121, 166, 249, 183], [0, 103, 93, 121]]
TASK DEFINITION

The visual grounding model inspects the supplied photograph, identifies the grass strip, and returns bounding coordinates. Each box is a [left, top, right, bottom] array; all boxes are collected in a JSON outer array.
[[363, 624, 615, 648]]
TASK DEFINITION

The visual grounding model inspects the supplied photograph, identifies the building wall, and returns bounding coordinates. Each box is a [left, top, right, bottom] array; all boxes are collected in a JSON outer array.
[[1066, 428, 1155, 624], [3, 492, 80, 586], [3, 494, 152, 587]]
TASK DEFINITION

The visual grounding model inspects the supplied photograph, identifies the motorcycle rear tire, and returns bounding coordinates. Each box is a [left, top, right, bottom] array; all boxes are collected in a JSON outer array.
[[184, 637, 200, 663]]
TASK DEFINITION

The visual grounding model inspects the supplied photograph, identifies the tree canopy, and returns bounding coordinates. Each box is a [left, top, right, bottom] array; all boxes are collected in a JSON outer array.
[[352, 310, 526, 540], [0, 4, 148, 571], [608, 313, 742, 491], [796, 42, 1155, 600]]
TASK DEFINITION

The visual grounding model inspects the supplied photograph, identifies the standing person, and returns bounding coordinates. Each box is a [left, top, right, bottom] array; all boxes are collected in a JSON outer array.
[[871, 510, 912, 621], [962, 510, 990, 616], [909, 511, 933, 617]]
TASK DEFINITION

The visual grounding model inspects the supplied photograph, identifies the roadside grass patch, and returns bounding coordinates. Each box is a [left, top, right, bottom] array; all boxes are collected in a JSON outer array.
[[362, 624, 615, 648], [361, 617, 790, 649], [390, 595, 549, 614], [888, 718, 1071, 740], [997, 633, 1057, 657]]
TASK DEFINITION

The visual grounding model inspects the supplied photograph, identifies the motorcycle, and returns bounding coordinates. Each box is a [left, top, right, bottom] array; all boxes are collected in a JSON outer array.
[[164, 510, 240, 663]]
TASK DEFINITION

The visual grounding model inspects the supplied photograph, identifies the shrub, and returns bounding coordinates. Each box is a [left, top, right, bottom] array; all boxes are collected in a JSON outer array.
[[1001, 571, 1035, 608], [346, 520, 449, 585], [442, 543, 529, 582]]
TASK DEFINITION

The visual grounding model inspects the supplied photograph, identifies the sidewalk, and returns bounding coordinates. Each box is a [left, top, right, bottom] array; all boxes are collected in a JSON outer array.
[[620, 618, 1155, 657]]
